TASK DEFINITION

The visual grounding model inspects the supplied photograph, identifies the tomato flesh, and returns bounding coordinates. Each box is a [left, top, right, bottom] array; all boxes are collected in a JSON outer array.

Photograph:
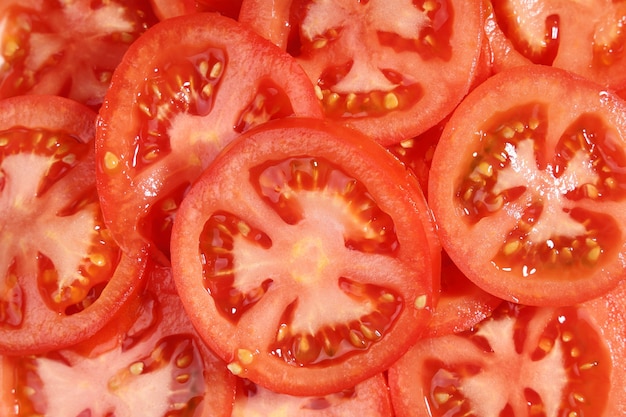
[[428, 65, 626, 306], [389, 301, 612, 417]]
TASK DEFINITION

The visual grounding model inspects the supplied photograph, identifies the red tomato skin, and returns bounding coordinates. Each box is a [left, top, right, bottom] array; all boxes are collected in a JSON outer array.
[[0, 95, 150, 355], [428, 64, 626, 307], [171, 117, 440, 397]]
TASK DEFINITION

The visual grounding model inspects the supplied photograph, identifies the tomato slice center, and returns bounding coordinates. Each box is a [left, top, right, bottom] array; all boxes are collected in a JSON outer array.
[[199, 156, 405, 366]]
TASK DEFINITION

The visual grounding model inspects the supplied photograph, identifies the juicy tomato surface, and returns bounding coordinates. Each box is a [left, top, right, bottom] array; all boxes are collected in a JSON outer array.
[[171, 117, 440, 396], [95, 12, 323, 258], [240, 0, 486, 145], [429, 64, 626, 307], [0, 95, 148, 355], [150, 0, 243, 20], [0, 0, 156, 109], [387, 282, 626, 417], [485, 0, 626, 91], [232, 373, 394, 417], [1, 263, 235, 417]]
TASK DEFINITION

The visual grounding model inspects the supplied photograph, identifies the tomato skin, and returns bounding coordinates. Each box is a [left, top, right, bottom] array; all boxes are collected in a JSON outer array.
[[428, 64, 626, 307], [95, 12, 323, 259], [171, 117, 439, 396], [0, 95, 149, 355], [240, 0, 486, 145]]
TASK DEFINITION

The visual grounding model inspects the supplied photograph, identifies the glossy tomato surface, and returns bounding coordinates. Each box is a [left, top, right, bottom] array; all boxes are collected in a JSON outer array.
[[240, 0, 486, 145], [95, 12, 323, 259], [388, 284, 626, 417], [0, 95, 148, 355], [150, 0, 242, 20], [0, 0, 156, 108], [429, 64, 626, 307], [1, 263, 235, 417], [171, 117, 440, 396]]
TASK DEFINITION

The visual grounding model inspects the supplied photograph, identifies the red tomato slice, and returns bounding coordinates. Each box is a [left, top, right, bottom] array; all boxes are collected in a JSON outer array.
[[95, 12, 323, 259], [0, 0, 156, 109], [170, 117, 440, 396], [0, 95, 148, 355], [232, 373, 394, 417], [1, 263, 235, 417], [150, 0, 242, 20], [428, 64, 626, 306], [485, 0, 626, 91], [239, 0, 486, 145], [387, 283, 626, 417]]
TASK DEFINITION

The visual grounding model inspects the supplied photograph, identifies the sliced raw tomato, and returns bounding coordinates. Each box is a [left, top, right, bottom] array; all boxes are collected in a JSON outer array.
[[150, 0, 243, 20], [428, 64, 626, 306], [170, 118, 440, 396], [0, 0, 156, 108], [232, 373, 394, 417], [240, 0, 485, 145], [0, 263, 236, 417], [0, 95, 148, 355], [95, 12, 323, 259], [387, 284, 626, 417], [485, 0, 626, 90]]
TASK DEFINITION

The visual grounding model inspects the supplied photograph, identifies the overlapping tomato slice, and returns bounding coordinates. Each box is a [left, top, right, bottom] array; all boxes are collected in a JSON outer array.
[[0, 95, 147, 355], [429, 64, 626, 306], [95, 12, 323, 259], [171, 117, 440, 396]]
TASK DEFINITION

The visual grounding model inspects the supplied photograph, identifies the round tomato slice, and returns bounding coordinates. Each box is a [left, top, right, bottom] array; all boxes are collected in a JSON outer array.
[[95, 12, 323, 259], [0, 0, 156, 109], [150, 0, 242, 20], [232, 373, 394, 417], [170, 118, 440, 396], [485, 0, 626, 91], [1, 263, 235, 417], [0, 95, 148, 355], [387, 284, 626, 417], [428, 64, 626, 307], [240, 0, 485, 145]]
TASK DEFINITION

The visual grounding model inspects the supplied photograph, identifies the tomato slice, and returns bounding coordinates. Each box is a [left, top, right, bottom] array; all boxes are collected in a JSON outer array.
[[0, 95, 148, 355], [387, 283, 626, 417], [428, 64, 626, 307], [239, 0, 486, 145], [170, 117, 440, 396], [485, 0, 626, 91], [1, 263, 235, 417], [232, 373, 394, 417], [0, 0, 156, 109], [95, 12, 323, 259], [150, 0, 242, 20]]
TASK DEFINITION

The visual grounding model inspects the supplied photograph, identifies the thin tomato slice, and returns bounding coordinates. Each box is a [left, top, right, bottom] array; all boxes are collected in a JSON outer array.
[[95, 12, 323, 259], [1, 263, 235, 417], [0, 0, 156, 109], [428, 64, 626, 306], [232, 373, 394, 417], [388, 285, 626, 417], [240, 0, 485, 145], [0, 95, 148, 355], [170, 118, 440, 396], [485, 0, 626, 90]]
